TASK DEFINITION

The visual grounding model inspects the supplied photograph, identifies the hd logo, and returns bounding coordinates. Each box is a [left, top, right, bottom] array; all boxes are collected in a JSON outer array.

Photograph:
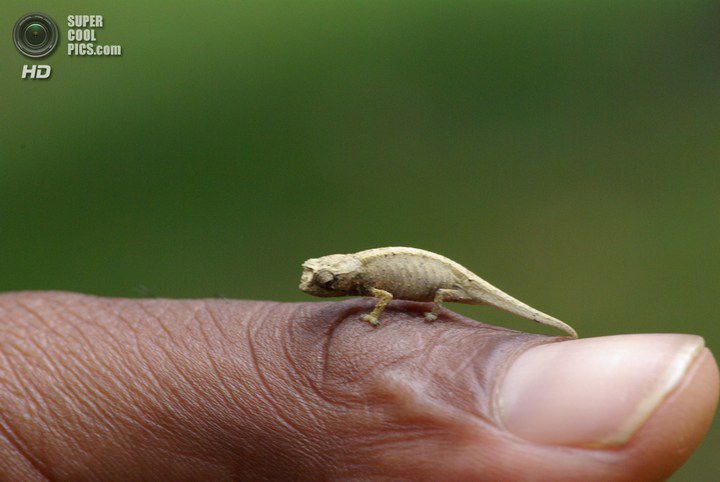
[[13, 12, 59, 80], [21, 64, 51, 79]]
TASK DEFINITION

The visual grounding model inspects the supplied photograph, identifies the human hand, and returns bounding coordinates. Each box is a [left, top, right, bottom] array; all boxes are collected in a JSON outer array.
[[0, 292, 716, 480]]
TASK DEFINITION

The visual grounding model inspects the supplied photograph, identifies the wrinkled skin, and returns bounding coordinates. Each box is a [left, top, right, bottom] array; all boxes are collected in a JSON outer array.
[[0, 292, 717, 481]]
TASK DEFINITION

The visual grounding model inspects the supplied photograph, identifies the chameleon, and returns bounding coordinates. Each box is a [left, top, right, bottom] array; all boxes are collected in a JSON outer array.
[[299, 246, 578, 338]]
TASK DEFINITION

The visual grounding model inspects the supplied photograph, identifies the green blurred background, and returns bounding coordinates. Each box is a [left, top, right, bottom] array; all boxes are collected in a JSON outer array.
[[2, 1, 718, 478]]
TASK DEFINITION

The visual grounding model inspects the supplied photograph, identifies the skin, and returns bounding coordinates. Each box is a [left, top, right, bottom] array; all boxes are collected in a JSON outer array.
[[300, 247, 578, 337], [0, 292, 716, 481]]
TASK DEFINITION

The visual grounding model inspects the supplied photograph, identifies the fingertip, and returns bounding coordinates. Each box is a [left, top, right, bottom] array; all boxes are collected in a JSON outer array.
[[490, 341, 718, 481], [497, 334, 708, 448], [622, 347, 719, 480]]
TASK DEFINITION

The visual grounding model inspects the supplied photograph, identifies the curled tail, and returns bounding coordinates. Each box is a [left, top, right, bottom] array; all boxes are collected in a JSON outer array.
[[468, 278, 578, 338]]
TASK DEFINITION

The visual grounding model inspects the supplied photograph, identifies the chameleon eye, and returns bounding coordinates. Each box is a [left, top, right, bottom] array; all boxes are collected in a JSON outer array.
[[315, 269, 335, 289]]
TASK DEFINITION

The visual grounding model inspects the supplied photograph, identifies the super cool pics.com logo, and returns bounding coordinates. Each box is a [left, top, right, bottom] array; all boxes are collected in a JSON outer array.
[[13, 12, 122, 79]]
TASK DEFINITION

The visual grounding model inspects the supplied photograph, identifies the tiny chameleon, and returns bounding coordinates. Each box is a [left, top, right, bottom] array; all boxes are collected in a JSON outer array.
[[299, 246, 578, 338]]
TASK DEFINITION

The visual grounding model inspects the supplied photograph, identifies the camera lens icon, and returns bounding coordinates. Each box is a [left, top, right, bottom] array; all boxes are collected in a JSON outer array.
[[13, 13, 59, 58], [25, 23, 49, 46]]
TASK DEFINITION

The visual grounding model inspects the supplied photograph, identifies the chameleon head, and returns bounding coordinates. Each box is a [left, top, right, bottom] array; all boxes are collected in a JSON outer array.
[[299, 254, 362, 297]]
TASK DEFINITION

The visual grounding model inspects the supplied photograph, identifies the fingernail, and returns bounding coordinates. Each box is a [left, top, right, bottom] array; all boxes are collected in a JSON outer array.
[[496, 334, 705, 447]]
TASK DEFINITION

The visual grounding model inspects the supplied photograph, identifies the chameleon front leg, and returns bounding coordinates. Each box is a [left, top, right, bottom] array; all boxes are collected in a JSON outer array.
[[425, 288, 461, 321], [360, 287, 393, 327]]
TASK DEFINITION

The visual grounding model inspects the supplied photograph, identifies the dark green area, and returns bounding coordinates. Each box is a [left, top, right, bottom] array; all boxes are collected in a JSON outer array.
[[1, 2, 718, 478], [24, 23, 48, 46]]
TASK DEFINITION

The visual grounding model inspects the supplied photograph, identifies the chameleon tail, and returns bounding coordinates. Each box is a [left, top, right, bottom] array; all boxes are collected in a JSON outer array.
[[469, 279, 578, 338]]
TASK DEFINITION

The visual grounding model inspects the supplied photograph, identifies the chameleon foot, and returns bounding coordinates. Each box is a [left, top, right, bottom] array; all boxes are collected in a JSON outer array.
[[361, 314, 380, 327], [424, 313, 438, 322]]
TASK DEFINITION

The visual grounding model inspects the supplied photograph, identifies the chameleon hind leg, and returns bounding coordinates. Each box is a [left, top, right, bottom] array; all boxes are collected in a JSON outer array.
[[361, 288, 393, 327], [425, 289, 463, 321]]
